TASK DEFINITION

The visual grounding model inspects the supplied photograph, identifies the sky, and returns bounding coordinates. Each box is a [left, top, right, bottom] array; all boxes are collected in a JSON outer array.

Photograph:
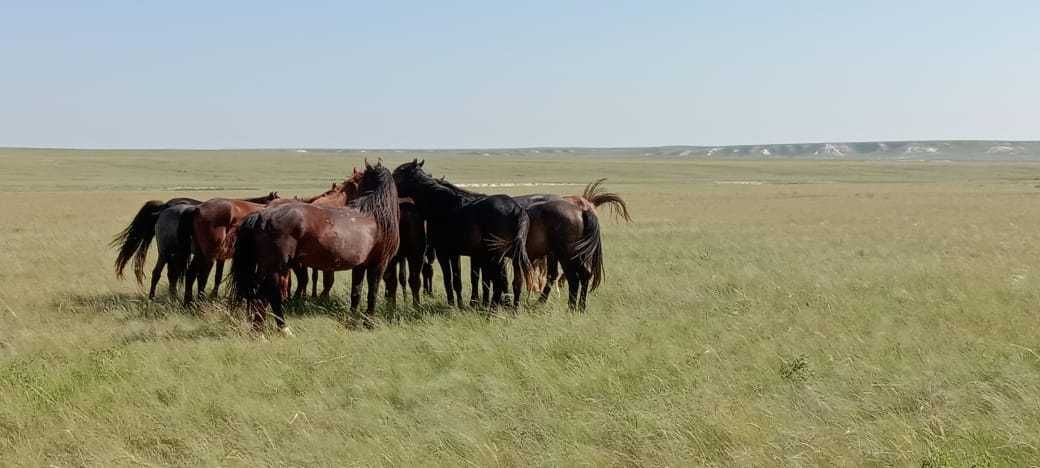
[[1, 1, 1038, 148]]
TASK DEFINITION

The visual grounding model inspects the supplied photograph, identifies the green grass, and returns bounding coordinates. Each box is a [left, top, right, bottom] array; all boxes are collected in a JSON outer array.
[[3, 149, 1040, 466]]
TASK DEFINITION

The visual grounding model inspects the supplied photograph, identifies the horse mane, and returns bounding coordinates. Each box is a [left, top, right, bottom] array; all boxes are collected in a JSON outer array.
[[349, 164, 400, 269], [240, 192, 279, 204]]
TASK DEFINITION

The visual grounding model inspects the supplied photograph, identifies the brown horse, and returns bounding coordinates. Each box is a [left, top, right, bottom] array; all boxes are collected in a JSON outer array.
[[230, 162, 400, 333], [112, 193, 277, 299], [181, 193, 282, 305], [268, 170, 364, 300], [505, 178, 631, 308]]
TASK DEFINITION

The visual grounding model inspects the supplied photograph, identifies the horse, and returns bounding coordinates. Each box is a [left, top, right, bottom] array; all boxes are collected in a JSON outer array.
[[230, 162, 400, 333], [382, 199, 429, 306], [509, 178, 631, 305], [112, 193, 276, 299], [392, 159, 533, 308], [266, 171, 364, 300], [181, 192, 281, 305]]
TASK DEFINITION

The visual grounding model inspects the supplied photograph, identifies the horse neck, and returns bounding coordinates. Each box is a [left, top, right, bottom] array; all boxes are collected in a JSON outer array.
[[411, 179, 477, 218], [311, 191, 348, 207]]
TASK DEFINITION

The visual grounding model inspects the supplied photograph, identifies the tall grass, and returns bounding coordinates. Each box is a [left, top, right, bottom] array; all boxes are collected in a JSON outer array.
[[1, 150, 1040, 465]]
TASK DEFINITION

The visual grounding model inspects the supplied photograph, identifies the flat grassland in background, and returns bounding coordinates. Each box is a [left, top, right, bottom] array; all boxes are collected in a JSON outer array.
[[2, 149, 1040, 466]]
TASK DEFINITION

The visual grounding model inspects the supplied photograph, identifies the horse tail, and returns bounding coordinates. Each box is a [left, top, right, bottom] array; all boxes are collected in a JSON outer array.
[[112, 200, 165, 284], [582, 178, 632, 222], [512, 209, 535, 287], [229, 212, 263, 302], [169, 205, 197, 288], [572, 208, 605, 291]]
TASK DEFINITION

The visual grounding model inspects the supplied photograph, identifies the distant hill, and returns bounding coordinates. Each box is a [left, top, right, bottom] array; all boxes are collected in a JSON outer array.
[[355, 140, 1040, 161]]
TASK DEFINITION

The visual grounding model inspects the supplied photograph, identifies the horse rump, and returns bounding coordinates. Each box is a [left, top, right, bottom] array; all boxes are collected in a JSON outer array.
[[228, 212, 264, 303]]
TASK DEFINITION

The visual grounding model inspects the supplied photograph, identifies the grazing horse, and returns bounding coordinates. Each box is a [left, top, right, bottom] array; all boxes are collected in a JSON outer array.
[[112, 194, 275, 299], [392, 159, 533, 308], [230, 162, 400, 332], [181, 192, 280, 305]]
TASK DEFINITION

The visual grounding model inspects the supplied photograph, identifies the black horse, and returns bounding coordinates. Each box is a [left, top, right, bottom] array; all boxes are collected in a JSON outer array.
[[382, 200, 429, 306], [392, 160, 533, 308]]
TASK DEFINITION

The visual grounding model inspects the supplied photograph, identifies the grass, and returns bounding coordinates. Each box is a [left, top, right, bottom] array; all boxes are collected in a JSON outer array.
[[2, 149, 1040, 466]]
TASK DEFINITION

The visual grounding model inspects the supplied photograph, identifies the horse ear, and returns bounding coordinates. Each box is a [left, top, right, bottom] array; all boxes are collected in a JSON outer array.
[[412, 158, 418, 164], [419, 159, 425, 167]]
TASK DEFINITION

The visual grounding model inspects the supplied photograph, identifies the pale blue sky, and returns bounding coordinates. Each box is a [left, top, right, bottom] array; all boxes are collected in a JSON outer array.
[[1, 1, 1037, 148]]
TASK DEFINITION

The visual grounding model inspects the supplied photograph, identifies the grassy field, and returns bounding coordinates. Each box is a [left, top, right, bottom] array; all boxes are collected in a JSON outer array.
[[3, 149, 1040, 466]]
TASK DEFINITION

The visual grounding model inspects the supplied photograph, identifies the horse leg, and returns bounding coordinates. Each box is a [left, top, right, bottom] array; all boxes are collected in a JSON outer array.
[[349, 266, 365, 317], [383, 258, 399, 309], [149, 258, 165, 300], [195, 258, 214, 299], [311, 267, 318, 297], [438, 255, 454, 306], [493, 261, 508, 308], [565, 267, 580, 310], [539, 254, 559, 303], [183, 255, 199, 306], [399, 257, 409, 302], [469, 258, 481, 307], [511, 257, 523, 309], [167, 257, 183, 299], [293, 266, 308, 300], [364, 265, 382, 328], [422, 260, 434, 296], [450, 255, 463, 307], [266, 272, 291, 334], [407, 254, 422, 306], [210, 259, 224, 297], [320, 271, 335, 299]]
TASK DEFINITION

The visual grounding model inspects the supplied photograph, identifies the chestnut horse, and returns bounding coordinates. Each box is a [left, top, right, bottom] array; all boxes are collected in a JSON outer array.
[[181, 193, 282, 305], [230, 162, 400, 332], [112, 193, 277, 299]]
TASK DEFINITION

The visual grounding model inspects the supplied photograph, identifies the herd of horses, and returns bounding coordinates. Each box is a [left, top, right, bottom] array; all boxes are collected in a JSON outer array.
[[112, 160, 631, 334]]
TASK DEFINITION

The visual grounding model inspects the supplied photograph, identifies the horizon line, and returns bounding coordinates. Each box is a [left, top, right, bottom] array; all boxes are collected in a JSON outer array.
[[3, 138, 1040, 152]]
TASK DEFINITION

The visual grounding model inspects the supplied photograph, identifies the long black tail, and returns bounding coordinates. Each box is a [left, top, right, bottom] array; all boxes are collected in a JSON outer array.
[[511, 209, 535, 286], [112, 200, 165, 284], [583, 178, 632, 222], [572, 209, 604, 291], [169, 206, 197, 288], [229, 212, 263, 303]]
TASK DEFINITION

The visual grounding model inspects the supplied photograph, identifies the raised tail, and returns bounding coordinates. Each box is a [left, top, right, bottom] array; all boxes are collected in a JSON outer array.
[[582, 178, 632, 222], [228, 212, 263, 303], [572, 209, 604, 291], [112, 200, 165, 284]]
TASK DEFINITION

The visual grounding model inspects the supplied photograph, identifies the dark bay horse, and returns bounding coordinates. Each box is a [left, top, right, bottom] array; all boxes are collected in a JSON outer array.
[[230, 162, 400, 332], [182, 193, 281, 305], [470, 179, 628, 308], [112, 193, 276, 299], [392, 159, 533, 308], [512, 178, 630, 307]]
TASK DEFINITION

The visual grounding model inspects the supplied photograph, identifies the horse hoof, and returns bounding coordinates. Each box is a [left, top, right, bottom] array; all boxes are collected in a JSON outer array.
[[279, 327, 294, 337]]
